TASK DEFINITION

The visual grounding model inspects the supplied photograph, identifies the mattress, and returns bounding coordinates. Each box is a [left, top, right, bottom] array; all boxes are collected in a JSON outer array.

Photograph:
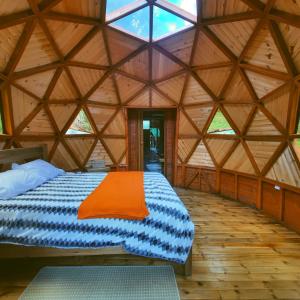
[[0, 172, 194, 263]]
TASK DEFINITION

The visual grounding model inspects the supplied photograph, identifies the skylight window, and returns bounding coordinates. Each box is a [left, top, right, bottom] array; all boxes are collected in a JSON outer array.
[[66, 110, 93, 135], [152, 6, 193, 40], [164, 0, 197, 16], [106, 0, 146, 21], [107, 4, 195, 41], [110, 6, 150, 40]]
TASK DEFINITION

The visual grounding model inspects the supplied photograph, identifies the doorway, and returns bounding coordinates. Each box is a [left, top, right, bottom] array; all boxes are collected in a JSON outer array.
[[127, 109, 176, 184], [143, 111, 164, 173]]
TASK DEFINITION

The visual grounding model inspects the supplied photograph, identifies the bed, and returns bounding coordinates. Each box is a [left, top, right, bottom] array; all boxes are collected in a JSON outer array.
[[0, 146, 194, 276]]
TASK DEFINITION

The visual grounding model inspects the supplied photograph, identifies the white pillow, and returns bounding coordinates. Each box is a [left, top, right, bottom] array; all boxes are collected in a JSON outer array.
[[12, 159, 64, 180], [0, 169, 47, 200]]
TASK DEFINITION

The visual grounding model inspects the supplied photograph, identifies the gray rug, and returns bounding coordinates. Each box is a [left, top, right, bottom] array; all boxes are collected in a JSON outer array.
[[19, 265, 180, 300]]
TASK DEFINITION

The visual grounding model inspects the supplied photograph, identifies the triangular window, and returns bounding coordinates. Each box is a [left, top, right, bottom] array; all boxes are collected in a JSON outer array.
[[207, 110, 235, 135], [108, 4, 194, 41], [110, 6, 150, 40], [106, 0, 146, 21], [66, 110, 93, 135], [164, 0, 197, 16], [292, 139, 300, 162], [153, 6, 193, 40]]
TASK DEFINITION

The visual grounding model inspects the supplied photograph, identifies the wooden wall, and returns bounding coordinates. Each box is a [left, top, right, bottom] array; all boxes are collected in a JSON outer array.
[[175, 165, 300, 234]]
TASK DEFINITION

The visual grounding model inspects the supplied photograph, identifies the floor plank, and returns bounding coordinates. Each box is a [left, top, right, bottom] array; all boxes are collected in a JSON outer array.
[[0, 188, 300, 299]]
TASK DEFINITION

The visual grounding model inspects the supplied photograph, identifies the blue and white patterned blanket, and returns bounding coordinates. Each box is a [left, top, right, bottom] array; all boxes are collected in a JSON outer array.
[[0, 172, 194, 263]]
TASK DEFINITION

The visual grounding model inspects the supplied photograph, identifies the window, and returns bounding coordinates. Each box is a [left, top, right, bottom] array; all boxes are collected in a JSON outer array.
[[297, 109, 300, 134], [164, 0, 197, 16], [111, 6, 150, 40], [108, 2, 194, 41], [152, 6, 193, 40], [66, 110, 93, 135], [207, 110, 235, 135], [0, 100, 4, 134], [143, 120, 150, 129]]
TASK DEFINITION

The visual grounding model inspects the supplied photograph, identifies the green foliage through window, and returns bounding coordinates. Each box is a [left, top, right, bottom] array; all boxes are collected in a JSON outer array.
[[66, 110, 93, 135], [0, 105, 3, 134], [207, 110, 234, 135]]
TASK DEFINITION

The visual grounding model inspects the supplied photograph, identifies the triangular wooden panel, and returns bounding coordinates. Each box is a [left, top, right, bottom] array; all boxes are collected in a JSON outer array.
[[67, 109, 94, 134], [192, 31, 230, 66], [51, 142, 78, 171], [208, 19, 258, 56], [197, 66, 232, 97], [274, 1, 300, 16], [128, 89, 150, 107], [72, 31, 109, 65], [119, 49, 149, 80], [88, 105, 116, 131], [243, 24, 287, 73], [86, 140, 113, 167], [103, 110, 125, 135], [20, 140, 55, 155], [279, 23, 300, 72], [183, 76, 213, 105], [22, 108, 54, 135], [158, 29, 195, 64], [0, 0, 29, 16], [224, 143, 255, 175], [245, 70, 285, 99], [247, 140, 282, 172], [179, 110, 198, 135], [49, 70, 78, 100], [69, 67, 105, 97], [15, 69, 56, 98], [184, 106, 213, 132], [266, 146, 300, 187], [88, 76, 118, 104], [51, 0, 101, 18], [223, 104, 253, 132], [115, 74, 144, 103], [0, 23, 24, 71], [65, 137, 95, 164], [15, 23, 58, 72], [151, 89, 174, 107], [263, 84, 290, 129], [223, 71, 253, 103], [45, 20, 93, 56], [49, 103, 77, 131], [188, 141, 214, 167], [156, 73, 186, 103], [152, 49, 183, 81], [10, 86, 39, 129], [102, 138, 126, 163], [206, 138, 236, 165], [247, 109, 281, 136], [201, 0, 251, 18], [178, 138, 198, 162], [106, 27, 144, 64]]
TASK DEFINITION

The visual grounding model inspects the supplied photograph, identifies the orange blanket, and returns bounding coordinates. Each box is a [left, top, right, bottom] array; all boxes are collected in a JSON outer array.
[[78, 171, 149, 220]]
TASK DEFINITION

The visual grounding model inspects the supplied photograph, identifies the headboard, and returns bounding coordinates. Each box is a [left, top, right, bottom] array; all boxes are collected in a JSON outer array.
[[0, 145, 48, 165]]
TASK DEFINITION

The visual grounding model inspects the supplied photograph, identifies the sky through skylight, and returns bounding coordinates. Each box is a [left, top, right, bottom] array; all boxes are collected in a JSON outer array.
[[108, 1, 195, 41]]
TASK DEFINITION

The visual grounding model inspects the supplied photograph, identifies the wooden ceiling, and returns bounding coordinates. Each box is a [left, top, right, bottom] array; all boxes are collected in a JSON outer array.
[[0, 0, 300, 188]]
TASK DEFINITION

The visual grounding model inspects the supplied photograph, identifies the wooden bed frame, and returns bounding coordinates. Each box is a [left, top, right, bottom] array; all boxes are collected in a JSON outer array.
[[0, 146, 192, 276]]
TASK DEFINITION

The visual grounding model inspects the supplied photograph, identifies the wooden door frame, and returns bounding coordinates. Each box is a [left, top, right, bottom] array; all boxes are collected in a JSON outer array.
[[127, 108, 177, 184]]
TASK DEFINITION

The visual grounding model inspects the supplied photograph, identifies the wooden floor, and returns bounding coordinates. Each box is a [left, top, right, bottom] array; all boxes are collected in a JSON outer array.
[[1, 188, 300, 299]]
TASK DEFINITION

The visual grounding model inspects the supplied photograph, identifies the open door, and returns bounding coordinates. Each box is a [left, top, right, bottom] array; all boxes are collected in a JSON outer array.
[[127, 109, 176, 185]]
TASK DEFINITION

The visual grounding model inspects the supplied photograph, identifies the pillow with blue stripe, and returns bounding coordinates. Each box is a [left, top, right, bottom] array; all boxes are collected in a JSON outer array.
[[12, 159, 65, 180], [0, 169, 47, 200]]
